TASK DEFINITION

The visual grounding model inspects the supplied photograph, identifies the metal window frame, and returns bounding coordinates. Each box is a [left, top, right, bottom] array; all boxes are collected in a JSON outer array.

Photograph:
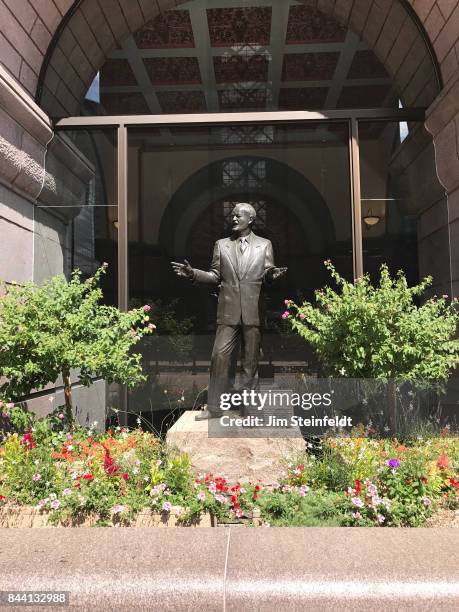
[[55, 107, 425, 308]]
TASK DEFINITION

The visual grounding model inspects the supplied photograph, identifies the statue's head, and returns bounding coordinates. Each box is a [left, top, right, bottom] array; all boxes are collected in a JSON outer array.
[[231, 202, 256, 234]]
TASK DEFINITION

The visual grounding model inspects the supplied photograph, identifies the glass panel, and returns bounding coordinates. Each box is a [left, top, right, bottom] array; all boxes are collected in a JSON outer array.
[[72, 0, 433, 117], [36, 129, 118, 304], [35, 129, 119, 420], [127, 121, 351, 429], [358, 121, 445, 290]]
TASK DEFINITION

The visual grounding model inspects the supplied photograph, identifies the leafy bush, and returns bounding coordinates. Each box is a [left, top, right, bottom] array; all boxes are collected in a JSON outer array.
[[0, 265, 155, 420], [285, 262, 459, 385]]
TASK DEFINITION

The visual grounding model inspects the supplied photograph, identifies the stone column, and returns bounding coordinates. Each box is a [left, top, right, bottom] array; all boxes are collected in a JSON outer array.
[[425, 68, 459, 298]]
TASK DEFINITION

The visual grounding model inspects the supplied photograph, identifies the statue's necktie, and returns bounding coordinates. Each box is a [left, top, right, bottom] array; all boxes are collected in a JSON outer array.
[[240, 238, 248, 255]]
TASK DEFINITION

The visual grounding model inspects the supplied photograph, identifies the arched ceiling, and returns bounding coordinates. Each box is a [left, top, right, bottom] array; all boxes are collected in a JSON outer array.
[[38, 0, 441, 118]]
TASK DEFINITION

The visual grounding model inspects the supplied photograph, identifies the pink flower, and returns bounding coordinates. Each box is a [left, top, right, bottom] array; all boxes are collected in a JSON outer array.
[[284, 299, 292, 306], [299, 313, 306, 320], [281, 311, 289, 319], [50, 499, 61, 510], [62, 488, 72, 496], [58, 413, 64, 420], [197, 492, 206, 501], [143, 304, 151, 312], [148, 323, 156, 330], [32, 473, 41, 482], [299, 485, 309, 497], [6, 403, 14, 409], [422, 497, 432, 506], [111, 504, 125, 515], [351, 497, 364, 508], [162, 501, 172, 512], [442, 294, 448, 299], [352, 512, 361, 519], [377, 514, 385, 523], [2, 413, 8, 418]]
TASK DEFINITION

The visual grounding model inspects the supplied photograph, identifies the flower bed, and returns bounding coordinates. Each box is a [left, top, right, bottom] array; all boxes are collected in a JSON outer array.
[[0, 405, 458, 527]]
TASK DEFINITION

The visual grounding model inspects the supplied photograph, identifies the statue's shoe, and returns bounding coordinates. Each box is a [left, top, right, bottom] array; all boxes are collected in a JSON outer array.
[[194, 409, 224, 421]]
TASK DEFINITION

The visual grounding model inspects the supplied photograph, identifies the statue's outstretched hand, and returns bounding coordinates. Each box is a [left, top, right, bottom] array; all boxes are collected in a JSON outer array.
[[270, 267, 288, 281], [171, 259, 194, 279]]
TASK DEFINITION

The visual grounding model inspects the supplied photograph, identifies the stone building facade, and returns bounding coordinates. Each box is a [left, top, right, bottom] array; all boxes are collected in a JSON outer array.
[[1, 0, 459, 419]]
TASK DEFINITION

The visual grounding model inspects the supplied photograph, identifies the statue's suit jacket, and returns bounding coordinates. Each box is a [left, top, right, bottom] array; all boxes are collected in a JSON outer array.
[[192, 233, 275, 326]]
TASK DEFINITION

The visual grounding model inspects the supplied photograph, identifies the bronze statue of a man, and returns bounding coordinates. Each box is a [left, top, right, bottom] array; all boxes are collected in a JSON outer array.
[[172, 203, 287, 419]]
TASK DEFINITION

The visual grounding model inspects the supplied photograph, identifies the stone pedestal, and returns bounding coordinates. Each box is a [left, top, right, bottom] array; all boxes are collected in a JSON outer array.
[[166, 411, 305, 484]]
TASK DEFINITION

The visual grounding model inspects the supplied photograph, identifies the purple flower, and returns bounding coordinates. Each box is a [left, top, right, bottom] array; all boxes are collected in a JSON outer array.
[[162, 501, 172, 512], [386, 459, 400, 469]]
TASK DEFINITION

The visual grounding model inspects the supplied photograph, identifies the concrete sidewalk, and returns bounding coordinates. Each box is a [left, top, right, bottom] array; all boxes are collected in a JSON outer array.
[[0, 528, 458, 611]]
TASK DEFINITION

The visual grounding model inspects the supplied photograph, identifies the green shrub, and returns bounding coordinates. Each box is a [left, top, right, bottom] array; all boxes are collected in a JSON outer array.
[[0, 265, 154, 421], [286, 262, 459, 385]]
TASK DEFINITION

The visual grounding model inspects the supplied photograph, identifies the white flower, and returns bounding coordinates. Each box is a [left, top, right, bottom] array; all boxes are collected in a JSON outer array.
[[339, 367, 346, 375]]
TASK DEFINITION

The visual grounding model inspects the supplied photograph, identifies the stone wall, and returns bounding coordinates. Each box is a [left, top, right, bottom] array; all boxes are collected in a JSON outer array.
[[0, 60, 105, 423]]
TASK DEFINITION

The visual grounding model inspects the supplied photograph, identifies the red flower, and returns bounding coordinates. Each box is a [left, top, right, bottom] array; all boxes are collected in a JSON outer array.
[[103, 446, 120, 476], [449, 478, 459, 489], [21, 432, 36, 449], [355, 480, 361, 493], [122, 473, 129, 481], [83, 474, 93, 480], [254, 485, 260, 492], [437, 454, 449, 469], [0, 495, 6, 501]]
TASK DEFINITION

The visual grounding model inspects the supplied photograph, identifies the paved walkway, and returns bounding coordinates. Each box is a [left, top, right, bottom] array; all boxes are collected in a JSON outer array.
[[0, 528, 458, 611]]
